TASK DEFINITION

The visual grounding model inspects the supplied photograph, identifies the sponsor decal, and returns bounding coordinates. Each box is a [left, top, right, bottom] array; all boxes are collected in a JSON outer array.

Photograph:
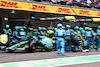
[[79, 10, 91, 15], [97, 12, 100, 16], [56, 8, 72, 13], [0, 1, 21, 8], [30, 5, 49, 11]]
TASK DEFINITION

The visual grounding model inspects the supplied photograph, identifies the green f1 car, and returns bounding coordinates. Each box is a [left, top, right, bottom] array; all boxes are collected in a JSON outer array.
[[6, 36, 55, 53]]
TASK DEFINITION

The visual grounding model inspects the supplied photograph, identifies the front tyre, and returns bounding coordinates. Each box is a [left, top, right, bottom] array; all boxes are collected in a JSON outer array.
[[30, 42, 36, 53]]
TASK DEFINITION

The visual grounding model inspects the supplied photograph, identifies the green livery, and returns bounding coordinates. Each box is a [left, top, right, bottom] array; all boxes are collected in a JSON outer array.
[[7, 41, 28, 49]]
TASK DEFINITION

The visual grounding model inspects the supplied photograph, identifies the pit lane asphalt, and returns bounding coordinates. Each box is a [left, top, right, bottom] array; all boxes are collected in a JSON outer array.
[[0, 49, 100, 67]]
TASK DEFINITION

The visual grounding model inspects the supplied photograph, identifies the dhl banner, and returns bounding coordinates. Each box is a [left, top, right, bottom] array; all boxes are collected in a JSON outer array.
[[0, 0, 100, 17], [73, 8, 100, 17], [0, 0, 74, 15], [51, 6, 75, 15]]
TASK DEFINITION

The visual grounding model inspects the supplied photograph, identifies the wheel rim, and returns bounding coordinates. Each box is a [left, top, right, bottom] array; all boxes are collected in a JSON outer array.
[[32, 44, 36, 51]]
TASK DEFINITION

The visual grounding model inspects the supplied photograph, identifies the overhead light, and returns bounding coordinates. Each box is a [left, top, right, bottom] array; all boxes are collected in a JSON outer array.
[[92, 18, 100, 22], [65, 16, 76, 20], [84, 22, 87, 25], [4, 17, 8, 21], [11, 10, 15, 13]]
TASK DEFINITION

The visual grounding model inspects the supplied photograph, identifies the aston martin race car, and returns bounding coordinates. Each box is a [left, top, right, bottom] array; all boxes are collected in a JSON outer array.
[[6, 36, 55, 53]]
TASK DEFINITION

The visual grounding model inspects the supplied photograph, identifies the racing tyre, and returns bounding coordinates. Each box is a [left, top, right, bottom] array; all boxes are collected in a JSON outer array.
[[30, 42, 36, 53], [71, 35, 78, 46]]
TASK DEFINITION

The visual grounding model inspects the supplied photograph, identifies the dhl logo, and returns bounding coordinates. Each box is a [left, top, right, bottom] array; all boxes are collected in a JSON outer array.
[[30, 5, 49, 11], [56, 8, 72, 13], [0, 1, 21, 8], [79, 10, 91, 15], [97, 12, 100, 16]]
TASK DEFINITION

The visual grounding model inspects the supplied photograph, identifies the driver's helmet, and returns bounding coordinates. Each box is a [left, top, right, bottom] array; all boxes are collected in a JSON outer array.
[[47, 30, 54, 34]]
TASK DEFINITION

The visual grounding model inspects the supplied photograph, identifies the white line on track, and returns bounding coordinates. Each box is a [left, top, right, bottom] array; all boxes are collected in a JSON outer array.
[[0, 54, 100, 65], [47, 60, 100, 67]]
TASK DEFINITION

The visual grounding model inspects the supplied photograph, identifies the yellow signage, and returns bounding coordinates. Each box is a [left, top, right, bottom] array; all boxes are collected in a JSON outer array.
[[52, 6, 75, 15], [0, 0, 100, 17], [0, 0, 75, 15], [73, 8, 100, 17]]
